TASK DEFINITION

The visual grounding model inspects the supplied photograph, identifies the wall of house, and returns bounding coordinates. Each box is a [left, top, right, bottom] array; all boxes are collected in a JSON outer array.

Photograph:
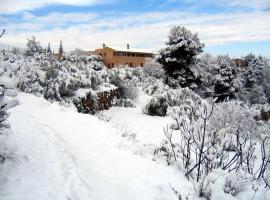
[[95, 47, 152, 68]]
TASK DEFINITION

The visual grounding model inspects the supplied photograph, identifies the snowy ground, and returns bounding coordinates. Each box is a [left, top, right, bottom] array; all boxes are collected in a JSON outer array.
[[1, 92, 269, 200], [1, 92, 193, 200], [101, 91, 172, 145]]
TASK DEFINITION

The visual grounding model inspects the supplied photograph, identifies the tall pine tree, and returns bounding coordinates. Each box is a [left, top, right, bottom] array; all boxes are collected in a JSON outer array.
[[157, 26, 204, 88], [59, 40, 63, 54]]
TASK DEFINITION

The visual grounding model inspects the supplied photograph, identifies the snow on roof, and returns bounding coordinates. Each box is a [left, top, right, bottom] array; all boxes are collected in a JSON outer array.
[[113, 47, 153, 54], [97, 46, 153, 54]]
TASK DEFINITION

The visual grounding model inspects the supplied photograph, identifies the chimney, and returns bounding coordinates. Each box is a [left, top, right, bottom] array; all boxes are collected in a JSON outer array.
[[103, 43, 105, 48], [127, 44, 130, 50]]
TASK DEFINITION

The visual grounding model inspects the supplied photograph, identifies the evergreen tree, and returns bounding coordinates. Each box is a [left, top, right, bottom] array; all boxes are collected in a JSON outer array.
[[243, 54, 264, 89], [59, 40, 63, 54], [157, 26, 204, 88], [240, 54, 267, 104], [213, 55, 239, 101], [25, 36, 43, 56], [47, 43, 52, 54]]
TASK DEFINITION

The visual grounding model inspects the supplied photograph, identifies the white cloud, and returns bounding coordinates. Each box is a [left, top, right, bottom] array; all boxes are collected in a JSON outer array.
[[1, 10, 270, 53], [179, 0, 270, 10], [0, 0, 114, 13]]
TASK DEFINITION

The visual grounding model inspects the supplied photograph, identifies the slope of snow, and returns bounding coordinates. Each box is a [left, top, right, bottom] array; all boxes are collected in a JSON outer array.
[[1, 92, 194, 200], [102, 90, 172, 145]]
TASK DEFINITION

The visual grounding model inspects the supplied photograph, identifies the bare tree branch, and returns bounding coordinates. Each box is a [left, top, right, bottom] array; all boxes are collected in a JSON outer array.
[[0, 29, 5, 38]]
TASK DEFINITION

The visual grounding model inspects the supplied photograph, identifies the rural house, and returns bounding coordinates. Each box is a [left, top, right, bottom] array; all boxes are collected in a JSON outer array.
[[94, 44, 154, 68]]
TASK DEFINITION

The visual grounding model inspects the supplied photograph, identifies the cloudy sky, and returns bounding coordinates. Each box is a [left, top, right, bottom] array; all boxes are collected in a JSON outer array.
[[0, 0, 270, 56]]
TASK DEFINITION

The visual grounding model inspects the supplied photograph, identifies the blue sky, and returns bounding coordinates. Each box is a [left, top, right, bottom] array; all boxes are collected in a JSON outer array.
[[0, 0, 270, 57]]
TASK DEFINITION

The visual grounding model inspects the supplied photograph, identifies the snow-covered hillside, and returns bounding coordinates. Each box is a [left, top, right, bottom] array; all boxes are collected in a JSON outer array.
[[1, 93, 193, 200]]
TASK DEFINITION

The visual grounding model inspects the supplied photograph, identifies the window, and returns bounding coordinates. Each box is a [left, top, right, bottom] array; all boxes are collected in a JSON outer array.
[[130, 63, 132, 67], [141, 63, 143, 67], [108, 64, 111, 68], [112, 63, 114, 68]]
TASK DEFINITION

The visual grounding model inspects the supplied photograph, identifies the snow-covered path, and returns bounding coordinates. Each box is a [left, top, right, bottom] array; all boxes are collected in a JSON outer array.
[[1, 93, 192, 200]]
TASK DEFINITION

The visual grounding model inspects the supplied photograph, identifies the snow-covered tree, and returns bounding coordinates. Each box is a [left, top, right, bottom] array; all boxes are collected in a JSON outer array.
[[263, 61, 270, 102], [59, 40, 63, 54], [25, 36, 43, 56], [195, 53, 218, 97], [157, 26, 204, 88], [213, 55, 239, 101], [243, 54, 264, 89], [47, 43, 52, 55]]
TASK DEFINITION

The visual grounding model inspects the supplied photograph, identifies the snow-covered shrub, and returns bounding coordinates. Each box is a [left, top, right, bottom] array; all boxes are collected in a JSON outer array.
[[157, 26, 204, 88], [73, 90, 99, 114], [142, 78, 168, 96], [193, 176, 211, 200], [108, 68, 139, 100], [143, 58, 164, 79], [0, 76, 18, 164], [144, 88, 202, 116], [144, 94, 169, 116], [113, 98, 136, 108], [224, 174, 241, 196], [0, 47, 109, 103], [209, 100, 259, 140], [16, 61, 46, 95], [155, 94, 270, 195], [153, 139, 179, 165], [44, 66, 62, 101]]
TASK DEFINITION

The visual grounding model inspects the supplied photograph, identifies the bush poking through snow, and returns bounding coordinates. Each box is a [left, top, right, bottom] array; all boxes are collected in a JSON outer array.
[[144, 95, 169, 116], [224, 174, 241, 196], [0, 77, 18, 164], [74, 90, 98, 114], [193, 176, 211, 200], [113, 98, 136, 108], [144, 88, 202, 116]]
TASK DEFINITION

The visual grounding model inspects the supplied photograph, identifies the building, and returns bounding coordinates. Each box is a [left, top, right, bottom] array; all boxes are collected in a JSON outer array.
[[234, 58, 248, 70], [94, 44, 154, 68]]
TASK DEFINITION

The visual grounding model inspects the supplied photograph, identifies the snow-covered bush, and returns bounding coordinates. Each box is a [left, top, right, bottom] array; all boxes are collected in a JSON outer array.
[[144, 88, 202, 116], [143, 58, 164, 79], [154, 95, 270, 198], [193, 176, 211, 200], [157, 26, 204, 88], [113, 98, 136, 108], [144, 94, 169, 116], [108, 67, 139, 100], [0, 48, 109, 103], [142, 73, 170, 96], [209, 100, 259, 139], [224, 174, 241, 196], [0, 76, 18, 164], [73, 90, 99, 114]]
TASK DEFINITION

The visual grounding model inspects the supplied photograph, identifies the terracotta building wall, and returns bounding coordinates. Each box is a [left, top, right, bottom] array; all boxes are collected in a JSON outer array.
[[95, 47, 153, 68]]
